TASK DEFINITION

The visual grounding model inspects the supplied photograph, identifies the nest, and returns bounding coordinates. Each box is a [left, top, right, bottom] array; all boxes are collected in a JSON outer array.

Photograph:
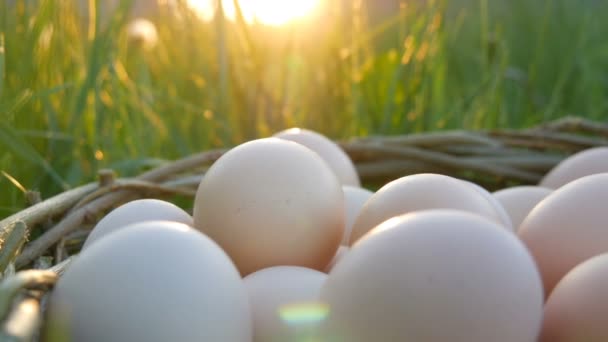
[[1, 116, 607, 340]]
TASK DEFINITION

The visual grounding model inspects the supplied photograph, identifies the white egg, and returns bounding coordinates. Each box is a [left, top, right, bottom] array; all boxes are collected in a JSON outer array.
[[492, 186, 553, 232], [321, 210, 544, 342], [45, 221, 251, 342], [541, 253, 608, 341], [341, 186, 374, 245], [323, 246, 349, 273], [519, 173, 608, 297], [540, 147, 608, 189], [274, 128, 360, 186], [461, 180, 514, 231], [244, 266, 327, 342], [82, 198, 193, 250], [349, 173, 511, 245], [193, 138, 344, 276]]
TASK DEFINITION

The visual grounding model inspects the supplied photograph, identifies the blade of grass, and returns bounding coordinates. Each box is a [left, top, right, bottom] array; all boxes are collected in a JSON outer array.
[[0, 122, 68, 190], [0, 33, 4, 99]]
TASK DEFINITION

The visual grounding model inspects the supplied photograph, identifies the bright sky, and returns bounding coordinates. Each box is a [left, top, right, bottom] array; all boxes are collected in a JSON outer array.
[[187, 0, 320, 26]]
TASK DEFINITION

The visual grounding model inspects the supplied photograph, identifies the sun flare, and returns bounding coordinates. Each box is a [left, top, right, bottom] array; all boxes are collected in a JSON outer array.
[[188, 0, 320, 26]]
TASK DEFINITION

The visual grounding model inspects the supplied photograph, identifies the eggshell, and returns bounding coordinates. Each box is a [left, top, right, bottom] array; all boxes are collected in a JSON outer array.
[[273, 128, 360, 186], [82, 198, 193, 250], [323, 246, 349, 273], [321, 210, 544, 342], [341, 186, 374, 245], [462, 180, 514, 230], [492, 186, 553, 231], [193, 138, 344, 276], [540, 147, 608, 189], [44, 221, 251, 342], [541, 253, 608, 342], [349, 173, 510, 245], [243, 266, 327, 342], [519, 173, 608, 297]]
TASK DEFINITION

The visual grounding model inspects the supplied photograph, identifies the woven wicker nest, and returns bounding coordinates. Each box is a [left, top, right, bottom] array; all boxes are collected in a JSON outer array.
[[1, 116, 607, 340]]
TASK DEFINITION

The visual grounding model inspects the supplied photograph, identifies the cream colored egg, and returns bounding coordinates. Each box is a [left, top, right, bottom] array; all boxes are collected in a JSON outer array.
[[341, 186, 374, 245], [44, 221, 251, 342], [273, 128, 360, 186], [493, 186, 553, 231], [519, 173, 608, 297], [349, 173, 509, 245], [541, 253, 608, 342], [244, 266, 327, 342], [323, 246, 349, 273], [82, 198, 193, 250], [193, 138, 344, 276], [462, 180, 513, 230], [540, 147, 608, 189], [321, 210, 544, 342]]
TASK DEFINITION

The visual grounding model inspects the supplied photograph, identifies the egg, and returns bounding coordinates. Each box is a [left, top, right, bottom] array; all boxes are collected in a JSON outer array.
[[82, 198, 193, 250], [541, 253, 608, 341], [243, 266, 327, 342], [492, 186, 553, 231], [462, 180, 514, 230], [193, 138, 344, 276], [273, 128, 360, 186], [323, 246, 349, 273], [519, 173, 608, 297], [348, 173, 510, 245], [320, 210, 544, 341], [44, 221, 251, 341], [341, 186, 374, 245], [540, 147, 608, 189]]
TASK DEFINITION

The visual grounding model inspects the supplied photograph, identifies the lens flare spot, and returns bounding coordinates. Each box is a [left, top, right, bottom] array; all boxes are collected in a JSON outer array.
[[279, 301, 329, 326]]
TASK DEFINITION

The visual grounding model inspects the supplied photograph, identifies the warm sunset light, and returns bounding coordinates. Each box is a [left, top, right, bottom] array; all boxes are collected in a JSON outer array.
[[188, 0, 320, 26]]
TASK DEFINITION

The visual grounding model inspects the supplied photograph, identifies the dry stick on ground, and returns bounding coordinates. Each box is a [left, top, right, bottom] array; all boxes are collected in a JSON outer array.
[[355, 160, 450, 180], [488, 130, 608, 151], [0, 271, 57, 320], [464, 155, 563, 172], [0, 183, 99, 238], [435, 145, 527, 156], [70, 179, 197, 211], [1, 296, 42, 341], [13, 150, 226, 269], [353, 130, 502, 147], [343, 142, 544, 183], [535, 116, 608, 137]]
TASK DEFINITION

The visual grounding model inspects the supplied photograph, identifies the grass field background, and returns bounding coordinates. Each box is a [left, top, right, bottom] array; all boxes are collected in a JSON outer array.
[[1, 0, 607, 217]]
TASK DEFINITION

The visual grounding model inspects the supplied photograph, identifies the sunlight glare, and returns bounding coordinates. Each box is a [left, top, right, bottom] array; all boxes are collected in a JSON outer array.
[[188, 0, 320, 26]]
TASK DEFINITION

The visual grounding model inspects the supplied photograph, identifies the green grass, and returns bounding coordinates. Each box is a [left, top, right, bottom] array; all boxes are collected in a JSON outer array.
[[1, 0, 608, 217]]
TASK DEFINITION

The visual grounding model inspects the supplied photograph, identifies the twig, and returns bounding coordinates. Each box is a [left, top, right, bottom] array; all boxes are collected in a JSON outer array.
[[137, 149, 227, 182], [343, 142, 544, 183], [71, 178, 197, 211], [355, 160, 449, 180], [464, 155, 562, 172], [0, 270, 57, 320], [49, 257, 73, 276], [435, 145, 529, 157], [535, 116, 608, 137], [350, 130, 502, 147], [14, 190, 141, 268], [489, 130, 608, 151], [1, 297, 41, 342], [0, 183, 98, 238], [161, 174, 205, 189], [13, 153, 220, 268]]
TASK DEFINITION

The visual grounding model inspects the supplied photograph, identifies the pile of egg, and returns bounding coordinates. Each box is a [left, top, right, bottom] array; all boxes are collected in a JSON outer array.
[[42, 130, 608, 342]]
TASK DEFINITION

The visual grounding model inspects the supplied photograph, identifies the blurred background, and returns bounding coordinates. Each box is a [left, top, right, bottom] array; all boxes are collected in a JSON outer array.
[[1, 0, 607, 216]]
